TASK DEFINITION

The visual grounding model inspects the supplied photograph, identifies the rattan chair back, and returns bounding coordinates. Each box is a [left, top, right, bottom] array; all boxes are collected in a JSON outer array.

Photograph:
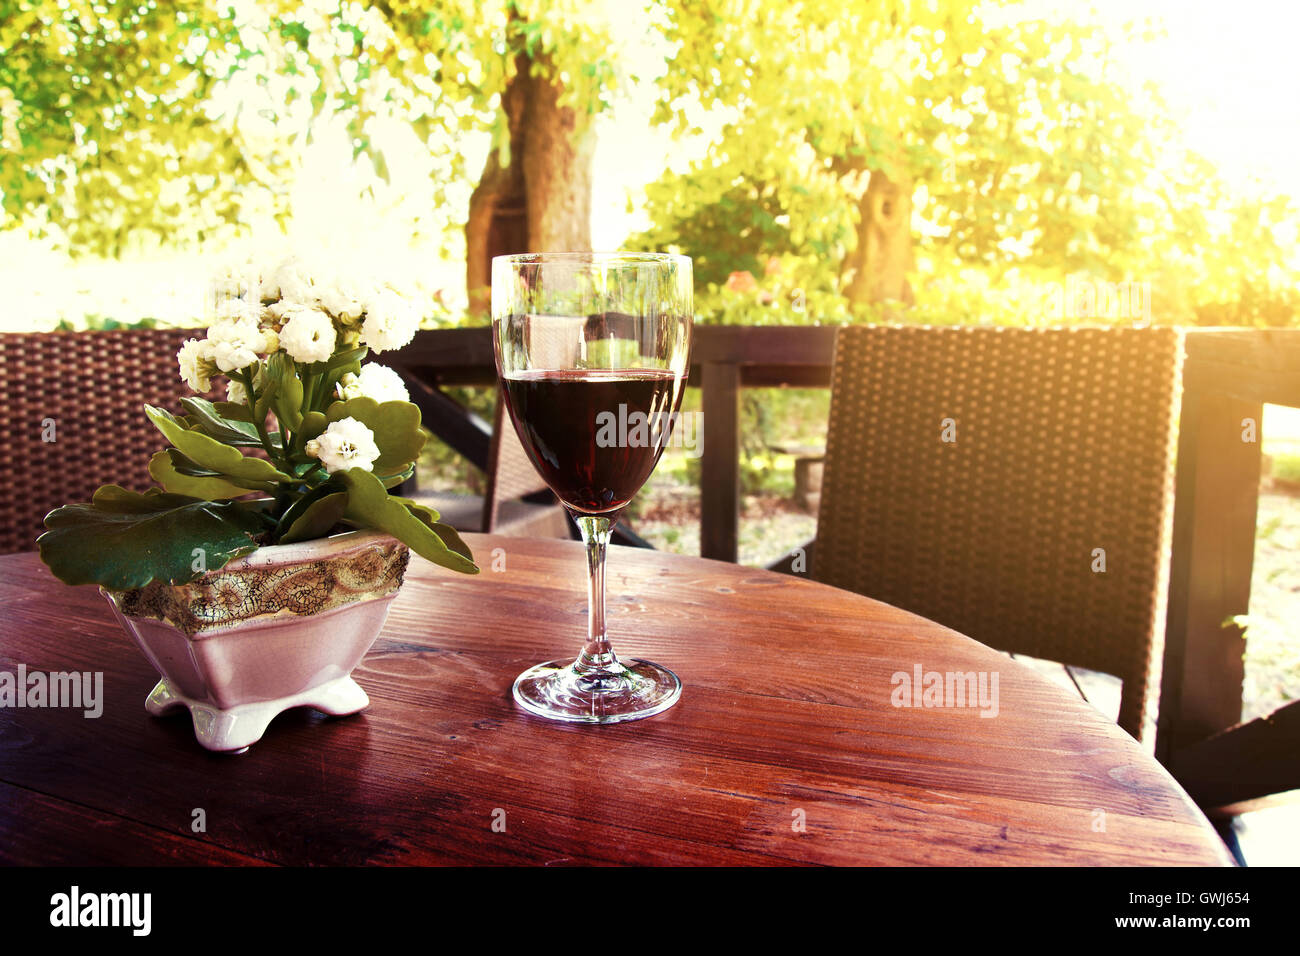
[[481, 387, 561, 532], [813, 325, 1184, 739], [0, 328, 203, 555]]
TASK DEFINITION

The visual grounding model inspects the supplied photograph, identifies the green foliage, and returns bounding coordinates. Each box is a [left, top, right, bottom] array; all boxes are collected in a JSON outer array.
[[631, 176, 795, 288], [642, 0, 1299, 326], [147, 449, 249, 500], [1, 0, 623, 256], [279, 491, 349, 544], [179, 397, 261, 446], [53, 316, 165, 331], [5, 0, 1296, 326], [266, 352, 305, 430], [37, 486, 266, 589], [39, 345, 478, 589], [1273, 454, 1300, 485], [342, 470, 478, 574], [0, 0, 265, 255], [144, 405, 292, 485]]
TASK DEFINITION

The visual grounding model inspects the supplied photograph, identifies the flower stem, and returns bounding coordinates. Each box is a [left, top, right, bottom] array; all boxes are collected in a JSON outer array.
[[243, 368, 280, 465]]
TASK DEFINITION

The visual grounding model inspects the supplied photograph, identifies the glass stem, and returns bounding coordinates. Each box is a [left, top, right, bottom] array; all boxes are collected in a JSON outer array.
[[573, 514, 620, 679]]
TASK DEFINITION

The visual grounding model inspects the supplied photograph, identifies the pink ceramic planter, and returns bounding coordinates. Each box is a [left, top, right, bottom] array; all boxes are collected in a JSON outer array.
[[101, 530, 409, 753]]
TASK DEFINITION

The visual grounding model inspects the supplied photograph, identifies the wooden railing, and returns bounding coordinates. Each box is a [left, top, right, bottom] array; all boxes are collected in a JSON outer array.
[[389, 325, 838, 560], [390, 324, 1300, 808]]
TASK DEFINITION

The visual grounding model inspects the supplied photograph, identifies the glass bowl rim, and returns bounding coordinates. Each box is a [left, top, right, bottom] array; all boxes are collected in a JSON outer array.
[[492, 251, 691, 267]]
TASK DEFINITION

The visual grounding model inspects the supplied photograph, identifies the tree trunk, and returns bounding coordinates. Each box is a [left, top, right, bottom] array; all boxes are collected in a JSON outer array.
[[466, 52, 595, 316], [843, 166, 914, 308]]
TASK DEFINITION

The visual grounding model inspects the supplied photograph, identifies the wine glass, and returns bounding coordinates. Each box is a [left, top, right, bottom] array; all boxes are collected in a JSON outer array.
[[492, 252, 692, 723]]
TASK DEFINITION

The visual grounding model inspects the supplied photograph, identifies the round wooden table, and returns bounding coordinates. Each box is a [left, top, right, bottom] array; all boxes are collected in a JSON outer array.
[[0, 534, 1230, 865]]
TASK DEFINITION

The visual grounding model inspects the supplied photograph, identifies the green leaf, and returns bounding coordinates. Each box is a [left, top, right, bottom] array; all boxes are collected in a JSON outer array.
[[274, 478, 338, 534], [325, 346, 368, 373], [280, 492, 349, 544], [371, 148, 390, 184], [159, 451, 271, 490], [165, 449, 226, 477], [321, 353, 364, 403], [298, 411, 328, 442], [213, 401, 255, 423], [378, 464, 415, 489], [145, 405, 293, 483], [148, 451, 249, 500], [339, 469, 477, 574], [396, 497, 475, 566], [180, 396, 261, 446], [326, 398, 426, 474], [397, 498, 441, 523], [37, 486, 264, 589], [266, 351, 304, 430], [253, 375, 280, 429]]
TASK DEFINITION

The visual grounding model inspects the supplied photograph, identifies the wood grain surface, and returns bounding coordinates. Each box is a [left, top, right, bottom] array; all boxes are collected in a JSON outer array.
[[0, 534, 1230, 866]]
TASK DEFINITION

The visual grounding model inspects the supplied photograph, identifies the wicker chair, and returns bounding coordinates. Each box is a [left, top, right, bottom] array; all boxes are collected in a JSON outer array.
[[403, 388, 570, 538], [479, 391, 570, 536], [0, 329, 206, 555], [813, 325, 1184, 740]]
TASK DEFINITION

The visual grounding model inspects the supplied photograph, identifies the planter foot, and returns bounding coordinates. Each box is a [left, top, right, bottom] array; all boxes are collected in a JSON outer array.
[[145, 676, 371, 753]]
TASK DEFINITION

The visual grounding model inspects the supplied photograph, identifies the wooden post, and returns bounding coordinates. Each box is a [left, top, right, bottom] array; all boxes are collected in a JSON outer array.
[[1157, 380, 1261, 761], [700, 362, 742, 562]]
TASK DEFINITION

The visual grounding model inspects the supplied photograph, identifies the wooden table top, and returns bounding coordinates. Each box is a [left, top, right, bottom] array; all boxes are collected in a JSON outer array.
[[0, 533, 1230, 866]]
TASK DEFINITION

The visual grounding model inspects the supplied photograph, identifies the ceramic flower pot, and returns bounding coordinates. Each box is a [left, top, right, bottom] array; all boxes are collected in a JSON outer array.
[[100, 529, 409, 753]]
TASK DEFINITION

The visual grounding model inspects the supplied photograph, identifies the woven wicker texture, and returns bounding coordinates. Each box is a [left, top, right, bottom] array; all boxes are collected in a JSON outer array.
[[482, 386, 559, 531], [0, 329, 203, 555], [813, 326, 1184, 739]]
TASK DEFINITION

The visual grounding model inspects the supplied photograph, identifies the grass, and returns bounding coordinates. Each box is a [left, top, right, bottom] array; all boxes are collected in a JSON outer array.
[[1243, 491, 1300, 721], [1272, 453, 1300, 485], [628, 450, 817, 567]]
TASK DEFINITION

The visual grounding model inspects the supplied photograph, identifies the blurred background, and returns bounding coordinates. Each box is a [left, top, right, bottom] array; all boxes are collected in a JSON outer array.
[[2, 0, 1297, 856], [2, 0, 1297, 331]]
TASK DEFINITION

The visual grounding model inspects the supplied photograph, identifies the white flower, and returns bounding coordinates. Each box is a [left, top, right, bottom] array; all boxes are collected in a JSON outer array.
[[304, 417, 381, 474], [268, 256, 317, 306], [225, 367, 266, 405], [178, 338, 218, 393], [212, 296, 262, 325], [206, 317, 272, 373], [318, 277, 370, 328], [361, 288, 418, 353], [264, 299, 294, 327], [336, 363, 410, 403], [278, 307, 337, 364], [211, 261, 262, 302]]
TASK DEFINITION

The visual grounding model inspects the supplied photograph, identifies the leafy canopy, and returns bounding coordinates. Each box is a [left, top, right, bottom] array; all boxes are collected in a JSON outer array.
[[1, 0, 622, 255], [637, 0, 1298, 325]]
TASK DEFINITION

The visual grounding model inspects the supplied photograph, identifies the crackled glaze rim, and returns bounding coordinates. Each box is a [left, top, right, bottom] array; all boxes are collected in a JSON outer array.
[[218, 528, 400, 570], [104, 529, 410, 638]]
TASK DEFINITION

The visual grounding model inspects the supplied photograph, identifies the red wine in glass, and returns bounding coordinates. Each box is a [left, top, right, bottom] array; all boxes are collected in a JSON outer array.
[[501, 368, 685, 516], [492, 252, 693, 723]]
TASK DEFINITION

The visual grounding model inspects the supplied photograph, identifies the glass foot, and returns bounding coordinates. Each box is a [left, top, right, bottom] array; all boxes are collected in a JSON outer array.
[[512, 658, 682, 723]]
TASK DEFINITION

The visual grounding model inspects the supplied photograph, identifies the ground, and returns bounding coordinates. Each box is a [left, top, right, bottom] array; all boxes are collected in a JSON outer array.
[[1244, 491, 1300, 721]]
